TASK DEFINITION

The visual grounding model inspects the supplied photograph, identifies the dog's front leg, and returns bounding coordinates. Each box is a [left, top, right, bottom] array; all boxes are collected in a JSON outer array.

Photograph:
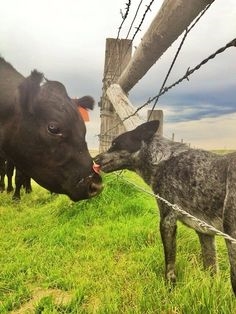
[[159, 203, 177, 284]]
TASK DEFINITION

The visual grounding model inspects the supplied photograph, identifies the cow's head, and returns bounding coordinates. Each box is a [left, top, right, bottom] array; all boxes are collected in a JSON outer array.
[[95, 120, 159, 172], [4, 70, 103, 201]]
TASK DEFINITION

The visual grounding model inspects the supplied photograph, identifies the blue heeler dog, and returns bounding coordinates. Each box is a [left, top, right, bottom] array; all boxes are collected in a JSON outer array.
[[95, 120, 236, 295]]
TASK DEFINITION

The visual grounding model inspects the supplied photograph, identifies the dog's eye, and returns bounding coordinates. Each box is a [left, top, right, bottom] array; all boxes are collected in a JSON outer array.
[[108, 141, 117, 152], [111, 141, 118, 149]]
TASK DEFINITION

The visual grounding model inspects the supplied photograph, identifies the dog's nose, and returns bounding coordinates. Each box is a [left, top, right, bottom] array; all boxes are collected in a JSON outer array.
[[93, 155, 101, 166]]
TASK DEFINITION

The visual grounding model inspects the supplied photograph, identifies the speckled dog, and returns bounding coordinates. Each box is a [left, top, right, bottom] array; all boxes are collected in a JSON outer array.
[[95, 120, 236, 295]]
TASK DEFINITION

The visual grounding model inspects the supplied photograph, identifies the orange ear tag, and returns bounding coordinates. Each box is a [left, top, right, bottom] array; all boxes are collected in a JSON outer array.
[[78, 106, 90, 122]]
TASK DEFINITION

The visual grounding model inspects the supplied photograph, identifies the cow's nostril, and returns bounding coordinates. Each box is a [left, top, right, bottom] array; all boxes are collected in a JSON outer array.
[[88, 182, 103, 197]]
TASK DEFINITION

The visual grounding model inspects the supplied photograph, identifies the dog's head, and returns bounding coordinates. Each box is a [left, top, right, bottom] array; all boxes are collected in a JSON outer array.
[[95, 120, 159, 172]]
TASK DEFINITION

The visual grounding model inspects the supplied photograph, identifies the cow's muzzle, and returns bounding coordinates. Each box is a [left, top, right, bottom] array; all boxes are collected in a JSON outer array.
[[87, 172, 103, 198], [88, 162, 103, 197], [77, 171, 103, 198]]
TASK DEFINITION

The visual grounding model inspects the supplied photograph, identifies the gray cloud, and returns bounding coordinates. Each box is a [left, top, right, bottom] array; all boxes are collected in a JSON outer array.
[[160, 85, 236, 122]]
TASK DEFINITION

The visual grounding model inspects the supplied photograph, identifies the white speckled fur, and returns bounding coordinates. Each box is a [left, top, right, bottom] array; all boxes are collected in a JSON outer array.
[[96, 120, 236, 295]]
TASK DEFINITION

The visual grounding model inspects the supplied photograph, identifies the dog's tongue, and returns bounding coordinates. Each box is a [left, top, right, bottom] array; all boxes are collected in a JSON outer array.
[[93, 162, 101, 174]]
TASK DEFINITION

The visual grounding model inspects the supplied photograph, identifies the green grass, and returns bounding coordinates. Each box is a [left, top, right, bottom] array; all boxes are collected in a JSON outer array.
[[0, 171, 236, 313]]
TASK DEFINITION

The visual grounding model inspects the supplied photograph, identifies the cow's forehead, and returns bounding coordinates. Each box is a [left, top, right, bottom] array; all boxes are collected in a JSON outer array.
[[38, 83, 76, 111]]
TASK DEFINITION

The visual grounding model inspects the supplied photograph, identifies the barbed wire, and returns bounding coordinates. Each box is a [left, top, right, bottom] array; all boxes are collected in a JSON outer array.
[[99, 37, 236, 139], [159, 38, 236, 95], [118, 0, 132, 39], [147, 1, 214, 120], [125, 0, 144, 39], [130, 0, 155, 41], [104, 0, 155, 86], [103, 0, 132, 80], [108, 0, 156, 84], [117, 176, 236, 244]]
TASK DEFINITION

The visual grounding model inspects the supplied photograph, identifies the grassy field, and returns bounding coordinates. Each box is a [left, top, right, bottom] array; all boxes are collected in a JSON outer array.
[[0, 171, 236, 313]]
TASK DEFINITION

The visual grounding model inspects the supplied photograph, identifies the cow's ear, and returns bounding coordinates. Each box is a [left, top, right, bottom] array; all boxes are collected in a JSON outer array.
[[18, 70, 43, 114], [73, 96, 95, 110], [133, 120, 160, 142]]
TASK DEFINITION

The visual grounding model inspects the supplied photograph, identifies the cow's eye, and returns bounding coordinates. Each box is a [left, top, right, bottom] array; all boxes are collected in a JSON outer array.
[[47, 122, 61, 135]]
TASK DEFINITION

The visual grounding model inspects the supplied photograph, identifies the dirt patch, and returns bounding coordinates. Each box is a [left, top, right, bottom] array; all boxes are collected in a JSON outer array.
[[11, 287, 73, 314]]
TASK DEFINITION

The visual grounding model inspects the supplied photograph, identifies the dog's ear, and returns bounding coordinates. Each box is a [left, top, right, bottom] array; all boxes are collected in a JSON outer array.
[[133, 120, 160, 142], [108, 120, 160, 154]]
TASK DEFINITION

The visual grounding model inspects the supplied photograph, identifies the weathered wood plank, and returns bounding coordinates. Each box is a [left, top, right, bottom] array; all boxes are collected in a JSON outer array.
[[118, 0, 214, 93], [106, 84, 143, 131]]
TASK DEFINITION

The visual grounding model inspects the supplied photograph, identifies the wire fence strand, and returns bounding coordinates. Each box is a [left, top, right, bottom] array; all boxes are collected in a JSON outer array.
[[119, 176, 236, 245], [103, 1, 132, 80], [125, 0, 144, 39], [99, 37, 236, 139], [109, 0, 156, 84], [148, 1, 214, 120]]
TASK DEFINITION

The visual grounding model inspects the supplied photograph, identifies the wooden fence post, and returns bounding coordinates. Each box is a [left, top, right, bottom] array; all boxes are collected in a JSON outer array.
[[147, 110, 163, 136], [101, 1, 214, 150], [99, 38, 132, 152]]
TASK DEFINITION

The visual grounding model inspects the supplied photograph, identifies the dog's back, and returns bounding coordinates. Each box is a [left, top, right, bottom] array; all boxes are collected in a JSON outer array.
[[144, 137, 233, 231]]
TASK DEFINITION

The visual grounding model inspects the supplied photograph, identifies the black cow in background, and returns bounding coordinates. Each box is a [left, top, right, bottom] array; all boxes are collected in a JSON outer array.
[[6, 159, 32, 200], [0, 152, 6, 192], [0, 152, 32, 200]]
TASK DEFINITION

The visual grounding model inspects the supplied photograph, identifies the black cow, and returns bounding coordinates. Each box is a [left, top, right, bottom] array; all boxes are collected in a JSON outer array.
[[95, 120, 236, 295], [0, 57, 102, 201], [0, 152, 6, 192], [12, 166, 32, 200], [7, 159, 32, 200], [0, 156, 32, 200]]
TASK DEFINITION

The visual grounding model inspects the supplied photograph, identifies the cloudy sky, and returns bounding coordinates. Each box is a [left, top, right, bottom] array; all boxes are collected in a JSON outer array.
[[0, 0, 235, 149]]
